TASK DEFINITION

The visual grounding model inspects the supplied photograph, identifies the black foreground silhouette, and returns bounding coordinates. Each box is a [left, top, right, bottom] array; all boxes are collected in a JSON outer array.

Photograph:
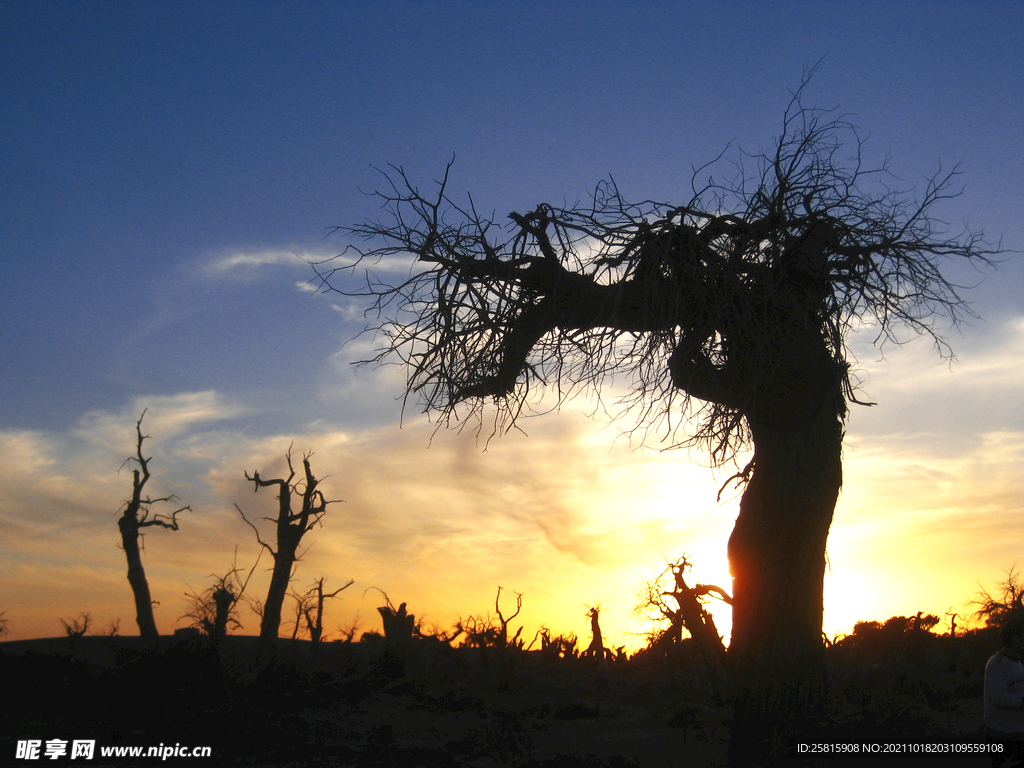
[[1, 622, 1001, 767]]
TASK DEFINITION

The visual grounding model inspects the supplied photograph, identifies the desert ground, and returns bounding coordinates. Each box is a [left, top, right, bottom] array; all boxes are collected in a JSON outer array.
[[1, 623, 1008, 767]]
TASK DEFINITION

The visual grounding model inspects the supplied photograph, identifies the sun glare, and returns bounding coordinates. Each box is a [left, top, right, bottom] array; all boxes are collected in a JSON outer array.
[[823, 568, 874, 640]]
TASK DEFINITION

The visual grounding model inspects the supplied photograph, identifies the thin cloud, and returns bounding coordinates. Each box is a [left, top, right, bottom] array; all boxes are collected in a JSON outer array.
[[200, 248, 421, 308], [842, 315, 1024, 452], [74, 391, 247, 439], [202, 249, 317, 276]]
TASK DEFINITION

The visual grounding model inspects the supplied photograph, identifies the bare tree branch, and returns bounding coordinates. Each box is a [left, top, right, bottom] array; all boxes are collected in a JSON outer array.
[[312, 75, 1000, 460], [972, 565, 1024, 628]]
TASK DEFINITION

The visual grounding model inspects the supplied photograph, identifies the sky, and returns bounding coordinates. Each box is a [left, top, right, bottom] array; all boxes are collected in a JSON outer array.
[[1, 1, 1022, 650]]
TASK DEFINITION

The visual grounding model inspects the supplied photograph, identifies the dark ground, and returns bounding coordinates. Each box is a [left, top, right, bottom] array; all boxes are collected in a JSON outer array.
[[0, 630, 1006, 767]]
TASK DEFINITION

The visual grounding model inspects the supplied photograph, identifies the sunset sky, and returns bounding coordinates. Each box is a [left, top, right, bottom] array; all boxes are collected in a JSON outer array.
[[2, 1, 1022, 651]]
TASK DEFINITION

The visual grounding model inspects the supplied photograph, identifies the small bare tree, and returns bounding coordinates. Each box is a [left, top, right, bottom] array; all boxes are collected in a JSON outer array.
[[946, 608, 961, 637], [288, 588, 309, 641], [337, 613, 362, 643], [118, 411, 189, 642], [494, 586, 523, 649], [290, 577, 354, 644], [183, 579, 239, 642], [182, 552, 261, 644], [236, 449, 339, 659], [581, 605, 614, 661], [458, 586, 524, 649], [61, 613, 91, 637], [972, 565, 1024, 628]]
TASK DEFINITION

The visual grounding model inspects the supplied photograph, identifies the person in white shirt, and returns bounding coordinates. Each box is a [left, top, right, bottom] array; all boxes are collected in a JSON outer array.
[[985, 616, 1024, 765]]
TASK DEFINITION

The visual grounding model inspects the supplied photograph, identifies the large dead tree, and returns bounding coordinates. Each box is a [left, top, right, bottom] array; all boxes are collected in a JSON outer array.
[[118, 411, 189, 641], [313, 74, 999, 753], [236, 449, 337, 659]]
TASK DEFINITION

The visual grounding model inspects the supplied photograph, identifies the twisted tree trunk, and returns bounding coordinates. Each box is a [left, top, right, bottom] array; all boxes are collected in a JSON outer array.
[[727, 328, 845, 763], [259, 532, 301, 655], [119, 513, 159, 642]]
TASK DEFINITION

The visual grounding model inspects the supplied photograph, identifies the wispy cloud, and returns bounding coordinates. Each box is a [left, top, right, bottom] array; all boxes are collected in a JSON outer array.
[[202, 249, 321, 277], [198, 248, 422, 313], [74, 391, 248, 442]]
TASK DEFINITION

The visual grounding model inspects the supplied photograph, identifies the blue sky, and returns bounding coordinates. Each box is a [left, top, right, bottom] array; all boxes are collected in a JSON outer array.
[[2, 1, 1022, 645]]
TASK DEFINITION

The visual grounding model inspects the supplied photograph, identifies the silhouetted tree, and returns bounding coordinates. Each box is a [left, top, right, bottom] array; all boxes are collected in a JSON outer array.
[[458, 614, 501, 648], [61, 613, 91, 637], [288, 588, 308, 641], [314, 70, 999, 750], [848, 613, 941, 642], [850, 619, 882, 638], [236, 449, 339, 659], [946, 608, 960, 637], [377, 598, 416, 642], [909, 612, 940, 632], [581, 605, 614, 661], [634, 555, 730, 698], [493, 586, 523, 649], [0, 611, 8, 638], [337, 614, 362, 643], [291, 576, 354, 644], [181, 552, 260, 644], [458, 586, 524, 649], [842, 613, 941, 667], [118, 411, 189, 642], [973, 565, 1024, 628], [538, 629, 578, 660]]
